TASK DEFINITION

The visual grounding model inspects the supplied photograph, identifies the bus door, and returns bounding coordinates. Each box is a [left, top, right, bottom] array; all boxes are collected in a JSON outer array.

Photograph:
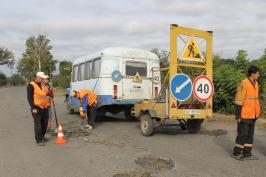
[[122, 60, 151, 100]]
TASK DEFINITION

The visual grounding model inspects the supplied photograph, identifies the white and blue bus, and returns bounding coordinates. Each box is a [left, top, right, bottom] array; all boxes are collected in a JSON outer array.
[[66, 47, 161, 119]]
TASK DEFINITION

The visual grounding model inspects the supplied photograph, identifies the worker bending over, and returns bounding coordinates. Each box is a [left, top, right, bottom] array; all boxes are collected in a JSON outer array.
[[71, 89, 97, 129]]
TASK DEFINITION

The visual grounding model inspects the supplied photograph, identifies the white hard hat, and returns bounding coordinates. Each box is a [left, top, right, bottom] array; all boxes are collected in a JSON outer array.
[[44, 75, 50, 79], [36, 72, 46, 79]]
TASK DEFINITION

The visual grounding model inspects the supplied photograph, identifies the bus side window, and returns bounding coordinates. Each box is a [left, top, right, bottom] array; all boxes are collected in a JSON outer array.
[[92, 58, 101, 78], [78, 63, 85, 81], [72, 65, 78, 82], [84, 61, 92, 80]]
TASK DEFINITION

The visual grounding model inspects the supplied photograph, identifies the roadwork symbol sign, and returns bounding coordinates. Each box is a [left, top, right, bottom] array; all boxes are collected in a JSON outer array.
[[170, 73, 192, 101], [180, 36, 205, 62]]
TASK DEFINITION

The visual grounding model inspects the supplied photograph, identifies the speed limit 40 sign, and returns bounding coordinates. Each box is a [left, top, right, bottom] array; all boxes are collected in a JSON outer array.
[[193, 75, 214, 102]]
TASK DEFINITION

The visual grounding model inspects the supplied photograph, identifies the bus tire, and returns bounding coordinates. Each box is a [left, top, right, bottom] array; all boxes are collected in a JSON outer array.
[[187, 119, 203, 134], [140, 113, 154, 136], [68, 108, 75, 114]]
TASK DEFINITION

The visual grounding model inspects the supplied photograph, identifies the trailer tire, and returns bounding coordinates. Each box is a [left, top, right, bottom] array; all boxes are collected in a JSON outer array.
[[140, 113, 154, 136], [187, 119, 203, 134]]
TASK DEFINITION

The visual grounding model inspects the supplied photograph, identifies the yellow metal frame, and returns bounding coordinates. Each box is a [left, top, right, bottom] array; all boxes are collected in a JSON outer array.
[[169, 24, 213, 119], [132, 24, 213, 120]]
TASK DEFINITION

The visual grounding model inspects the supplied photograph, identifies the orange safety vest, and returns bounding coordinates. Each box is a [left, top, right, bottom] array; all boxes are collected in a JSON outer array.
[[235, 78, 260, 119], [30, 81, 47, 109], [79, 89, 97, 106], [43, 85, 51, 107]]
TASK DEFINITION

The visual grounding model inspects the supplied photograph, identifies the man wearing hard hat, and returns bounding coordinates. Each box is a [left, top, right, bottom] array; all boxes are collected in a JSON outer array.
[[27, 72, 49, 146]]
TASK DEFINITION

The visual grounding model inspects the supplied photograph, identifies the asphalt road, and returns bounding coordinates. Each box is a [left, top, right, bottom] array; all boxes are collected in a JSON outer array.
[[0, 86, 266, 177]]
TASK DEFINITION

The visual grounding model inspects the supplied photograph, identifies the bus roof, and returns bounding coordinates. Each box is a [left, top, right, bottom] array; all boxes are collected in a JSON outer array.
[[72, 47, 159, 65]]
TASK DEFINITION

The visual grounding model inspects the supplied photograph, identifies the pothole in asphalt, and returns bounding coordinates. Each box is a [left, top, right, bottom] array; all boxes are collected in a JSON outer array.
[[135, 156, 175, 170], [200, 129, 228, 137], [113, 171, 152, 177], [64, 129, 90, 137]]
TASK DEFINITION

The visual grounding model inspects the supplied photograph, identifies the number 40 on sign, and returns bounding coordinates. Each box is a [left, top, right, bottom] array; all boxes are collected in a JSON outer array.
[[192, 75, 214, 102]]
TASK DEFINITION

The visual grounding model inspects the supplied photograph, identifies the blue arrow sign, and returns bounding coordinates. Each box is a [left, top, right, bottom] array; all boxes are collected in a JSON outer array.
[[170, 73, 192, 101]]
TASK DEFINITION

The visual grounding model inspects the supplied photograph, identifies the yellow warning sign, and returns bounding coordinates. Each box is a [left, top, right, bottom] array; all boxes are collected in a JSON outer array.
[[133, 72, 142, 83], [180, 36, 205, 62]]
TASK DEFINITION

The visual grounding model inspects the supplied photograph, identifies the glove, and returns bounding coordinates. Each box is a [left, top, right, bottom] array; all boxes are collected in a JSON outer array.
[[80, 111, 86, 119]]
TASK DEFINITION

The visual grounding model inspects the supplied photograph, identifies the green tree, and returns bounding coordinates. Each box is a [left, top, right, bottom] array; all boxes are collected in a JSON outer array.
[[59, 60, 72, 76], [213, 64, 245, 113], [0, 72, 7, 86], [235, 50, 248, 73], [0, 47, 15, 67], [9, 74, 25, 86], [213, 54, 221, 68], [17, 35, 57, 80]]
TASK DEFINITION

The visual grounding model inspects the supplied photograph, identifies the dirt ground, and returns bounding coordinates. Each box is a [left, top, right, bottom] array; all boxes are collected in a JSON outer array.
[[0, 86, 266, 177]]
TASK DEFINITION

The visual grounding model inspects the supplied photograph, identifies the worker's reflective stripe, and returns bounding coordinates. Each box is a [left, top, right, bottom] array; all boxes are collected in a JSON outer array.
[[244, 144, 253, 147], [234, 101, 243, 105], [245, 97, 258, 100], [235, 144, 244, 148]]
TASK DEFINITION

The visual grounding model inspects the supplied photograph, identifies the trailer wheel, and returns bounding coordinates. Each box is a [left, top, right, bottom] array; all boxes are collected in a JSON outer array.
[[140, 113, 154, 136], [187, 119, 203, 134]]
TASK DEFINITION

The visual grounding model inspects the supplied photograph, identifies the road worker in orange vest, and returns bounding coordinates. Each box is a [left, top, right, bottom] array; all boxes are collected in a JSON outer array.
[[27, 72, 49, 146], [42, 75, 54, 132], [232, 65, 260, 160], [71, 89, 97, 129]]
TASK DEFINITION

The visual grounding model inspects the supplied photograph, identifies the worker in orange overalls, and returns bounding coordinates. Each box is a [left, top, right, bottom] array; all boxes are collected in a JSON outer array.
[[233, 65, 260, 160], [27, 72, 49, 146], [42, 75, 54, 133], [71, 89, 97, 129]]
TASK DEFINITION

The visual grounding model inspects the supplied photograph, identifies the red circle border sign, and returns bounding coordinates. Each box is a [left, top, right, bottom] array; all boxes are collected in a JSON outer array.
[[193, 75, 214, 102]]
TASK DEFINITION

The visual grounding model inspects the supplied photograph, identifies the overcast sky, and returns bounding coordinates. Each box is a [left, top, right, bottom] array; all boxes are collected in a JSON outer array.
[[1, 0, 266, 75]]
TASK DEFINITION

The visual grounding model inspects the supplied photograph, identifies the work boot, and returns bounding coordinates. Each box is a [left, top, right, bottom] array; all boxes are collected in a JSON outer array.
[[36, 141, 45, 146], [43, 137, 49, 142], [84, 124, 93, 130], [241, 154, 258, 160], [231, 153, 243, 160]]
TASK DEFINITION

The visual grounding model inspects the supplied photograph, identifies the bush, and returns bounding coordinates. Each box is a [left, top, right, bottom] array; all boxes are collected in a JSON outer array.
[[213, 64, 245, 113], [52, 75, 71, 89], [9, 74, 25, 86], [0, 72, 7, 86]]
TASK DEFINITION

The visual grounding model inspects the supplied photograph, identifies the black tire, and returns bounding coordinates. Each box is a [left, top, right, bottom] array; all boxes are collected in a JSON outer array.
[[187, 119, 203, 134], [140, 113, 154, 136]]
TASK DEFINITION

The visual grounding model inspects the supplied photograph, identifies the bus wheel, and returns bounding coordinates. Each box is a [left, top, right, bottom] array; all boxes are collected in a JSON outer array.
[[187, 119, 203, 134], [140, 113, 154, 136]]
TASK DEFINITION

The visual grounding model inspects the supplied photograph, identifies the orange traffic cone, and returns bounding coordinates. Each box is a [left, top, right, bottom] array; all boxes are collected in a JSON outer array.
[[55, 124, 67, 144]]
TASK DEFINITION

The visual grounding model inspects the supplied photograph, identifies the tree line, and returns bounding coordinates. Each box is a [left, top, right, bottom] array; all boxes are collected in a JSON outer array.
[[0, 35, 72, 88]]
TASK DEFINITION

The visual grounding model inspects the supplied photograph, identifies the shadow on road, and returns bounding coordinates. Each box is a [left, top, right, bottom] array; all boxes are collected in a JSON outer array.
[[254, 137, 266, 156]]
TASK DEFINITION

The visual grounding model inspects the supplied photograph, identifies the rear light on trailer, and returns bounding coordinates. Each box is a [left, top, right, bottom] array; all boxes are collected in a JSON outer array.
[[113, 85, 118, 99]]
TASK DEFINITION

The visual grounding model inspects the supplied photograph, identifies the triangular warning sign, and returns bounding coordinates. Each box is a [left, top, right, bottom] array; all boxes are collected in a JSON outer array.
[[133, 72, 142, 83], [171, 102, 176, 108], [180, 36, 205, 62]]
